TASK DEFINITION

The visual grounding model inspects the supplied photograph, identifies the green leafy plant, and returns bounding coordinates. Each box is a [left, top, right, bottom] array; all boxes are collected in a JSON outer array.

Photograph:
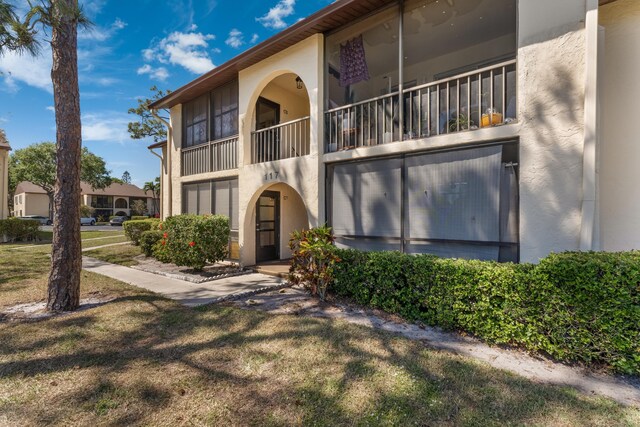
[[331, 249, 640, 374], [139, 230, 163, 257], [162, 215, 229, 270], [123, 219, 160, 246], [288, 226, 340, 301], [0, 218, 40, 242], [130, 216, 149, 221]]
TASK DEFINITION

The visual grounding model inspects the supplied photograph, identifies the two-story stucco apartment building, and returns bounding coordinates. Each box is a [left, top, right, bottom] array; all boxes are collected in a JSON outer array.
[[148, 0, 640, 266], [13, 181, 159, 219]]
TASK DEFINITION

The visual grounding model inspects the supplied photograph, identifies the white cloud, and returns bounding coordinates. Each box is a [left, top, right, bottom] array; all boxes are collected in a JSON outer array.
[[250, 34, 260, 44], [143, 31, 216, 74], [137, 64, 169, 82], [225, 29, 244, 49], [82, 112, 130, 143], [0, 48, 53, 93], [256, 0, 296, 29], [78, 18, 127, 42], [46, 106, 55, 112]]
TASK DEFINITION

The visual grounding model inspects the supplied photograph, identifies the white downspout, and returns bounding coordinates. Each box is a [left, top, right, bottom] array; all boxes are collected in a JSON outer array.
[[151, 109, 172, 218], [579, 0, 599, 251]]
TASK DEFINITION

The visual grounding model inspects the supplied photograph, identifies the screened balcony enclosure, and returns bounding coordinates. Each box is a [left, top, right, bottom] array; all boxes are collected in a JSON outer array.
[[251, 73, 311, 164], [182, 80, 239, 176], [325, 0, 517, 152]]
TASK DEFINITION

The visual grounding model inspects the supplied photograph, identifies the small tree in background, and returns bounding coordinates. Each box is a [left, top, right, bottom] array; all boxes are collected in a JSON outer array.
[[10, 142, 111, 218], [121, 170, 131, 184], [127, 86, 171, 142], [143, 177, 160, 216], [130, 199, 147, 216], [79, 204, 94, 218]]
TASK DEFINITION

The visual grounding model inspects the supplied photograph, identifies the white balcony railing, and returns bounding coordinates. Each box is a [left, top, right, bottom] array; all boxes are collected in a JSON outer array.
[[325, 59, 517, 153], [181, 135, 238, 176], [251, 116, 310, 164]]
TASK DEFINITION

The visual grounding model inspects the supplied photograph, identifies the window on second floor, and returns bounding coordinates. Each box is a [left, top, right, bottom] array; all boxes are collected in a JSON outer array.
[[183, 79, 239, 148]]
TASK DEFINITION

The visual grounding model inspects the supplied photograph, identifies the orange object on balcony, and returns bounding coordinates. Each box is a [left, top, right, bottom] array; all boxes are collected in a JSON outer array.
[[481, 112, 503, 127]]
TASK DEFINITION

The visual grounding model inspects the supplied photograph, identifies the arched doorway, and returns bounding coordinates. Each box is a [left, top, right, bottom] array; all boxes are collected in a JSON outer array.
[[114, 198, 128, 209], [244, 182, 309, 265], [250, 73, 311, 164]]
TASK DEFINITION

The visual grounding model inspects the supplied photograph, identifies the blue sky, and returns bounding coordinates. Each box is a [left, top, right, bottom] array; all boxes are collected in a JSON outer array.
[[0, 0, 329, 187]]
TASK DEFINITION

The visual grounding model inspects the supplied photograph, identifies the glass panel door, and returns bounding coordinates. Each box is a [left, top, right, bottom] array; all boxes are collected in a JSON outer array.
[[255, 191, 280, 262]]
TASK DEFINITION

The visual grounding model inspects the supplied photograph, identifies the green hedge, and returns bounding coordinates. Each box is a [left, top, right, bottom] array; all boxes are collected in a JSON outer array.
[[332, 249, 640, 374], [130, 215, 149, 221], [162, 214, 229, 270], [140, 230, 163, 257], [123, 219, 160, 245], [0, 218, 40, 242]]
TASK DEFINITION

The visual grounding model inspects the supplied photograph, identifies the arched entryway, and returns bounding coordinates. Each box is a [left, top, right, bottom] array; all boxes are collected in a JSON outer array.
[[243, 182, 309, 266], [250, 73, 311, 164]]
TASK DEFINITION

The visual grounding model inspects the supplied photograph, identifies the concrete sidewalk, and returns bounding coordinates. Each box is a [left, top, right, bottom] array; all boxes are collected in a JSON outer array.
[[82, 256, 286, 307]]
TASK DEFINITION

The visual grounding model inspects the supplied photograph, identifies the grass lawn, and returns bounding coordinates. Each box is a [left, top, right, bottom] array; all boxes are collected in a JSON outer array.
[[0, 244, 638, 425], [84, 244, 142, 266]]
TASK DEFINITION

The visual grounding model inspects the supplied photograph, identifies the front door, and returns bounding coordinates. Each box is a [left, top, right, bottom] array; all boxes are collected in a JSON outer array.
[[256, 191, 280, 263], [255, 97, 280, 161]]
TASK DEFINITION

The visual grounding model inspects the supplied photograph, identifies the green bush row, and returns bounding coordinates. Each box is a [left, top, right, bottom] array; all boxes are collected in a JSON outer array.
[[0, 218, 40, 242], [332, 249, 640, 374], [123, 219, 161, 245], [130, 215, 151, 221]]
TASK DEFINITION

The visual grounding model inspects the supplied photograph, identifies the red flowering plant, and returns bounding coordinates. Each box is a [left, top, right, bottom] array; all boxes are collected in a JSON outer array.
[[162, 214, 229, 270], [288, 225, 340, 301]]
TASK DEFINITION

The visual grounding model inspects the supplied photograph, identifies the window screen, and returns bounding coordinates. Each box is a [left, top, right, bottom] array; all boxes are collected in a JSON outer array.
[[214, 180, 231, 218], [406, 145, 502, 242], [329, 143, 518, 262], [331, 158, 402, 238], [197, 182, 212, 215], [211, 80, 239, 140], [184, 94, 208, 148]]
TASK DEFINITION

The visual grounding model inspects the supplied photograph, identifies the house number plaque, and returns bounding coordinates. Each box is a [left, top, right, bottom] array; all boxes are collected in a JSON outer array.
[[264, 171, 280, 181]]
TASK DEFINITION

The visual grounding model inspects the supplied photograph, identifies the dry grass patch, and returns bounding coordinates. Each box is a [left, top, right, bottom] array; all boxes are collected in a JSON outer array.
[[0, 245, 639, 426]]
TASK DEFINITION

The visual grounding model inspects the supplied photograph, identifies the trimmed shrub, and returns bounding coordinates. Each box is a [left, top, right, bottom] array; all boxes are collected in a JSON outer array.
[[289, 226, 340, 300], [123, 219, 160, 245], [331, 248, 640, 375], [131, 215, 149, 221], [162, 214, 229, 270], [140, 230, 163, 257], [0, 218, 40, 242]]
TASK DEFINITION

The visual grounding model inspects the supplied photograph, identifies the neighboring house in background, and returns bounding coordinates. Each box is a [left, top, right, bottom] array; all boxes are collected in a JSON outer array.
[[0, 139, 9, 219], [13, 182, 50, 218], [13, 181, 160, 219], [148, 0, 639, 266]]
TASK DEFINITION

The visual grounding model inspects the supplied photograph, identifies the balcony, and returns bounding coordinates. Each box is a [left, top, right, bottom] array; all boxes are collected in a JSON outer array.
[[181, 136, 238, 176], [325, 60, 517, 153], [251, 116, 311, 164]]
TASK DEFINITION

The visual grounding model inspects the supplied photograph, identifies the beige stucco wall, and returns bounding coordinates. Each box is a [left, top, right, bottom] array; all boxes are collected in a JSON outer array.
[[14, 192, 50, 217], [598, 0, 640, 251], [515, 0, 588, 262], [237, 34, 324, 265], [0, 149, 8, 219]]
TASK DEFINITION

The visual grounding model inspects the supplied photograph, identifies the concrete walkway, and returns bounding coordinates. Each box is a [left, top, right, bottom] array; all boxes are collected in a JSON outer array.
[[82, 242, 129, 252], [82, 256, 286, 307]]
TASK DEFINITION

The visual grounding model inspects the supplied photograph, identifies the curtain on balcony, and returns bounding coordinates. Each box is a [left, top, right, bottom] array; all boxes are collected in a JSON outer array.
[[339, 35, 370, 87]]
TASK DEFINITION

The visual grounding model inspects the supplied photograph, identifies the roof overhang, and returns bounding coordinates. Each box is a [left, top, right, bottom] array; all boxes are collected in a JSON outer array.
[[147, 140, 167, 150], [0, 142, 11, 151], [148, 0, 394, 110], [149, 0, 619, 110]]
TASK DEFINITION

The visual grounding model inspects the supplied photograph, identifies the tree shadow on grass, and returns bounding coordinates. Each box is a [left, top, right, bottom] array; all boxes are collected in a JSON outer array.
[[0, 294, 635, 426]]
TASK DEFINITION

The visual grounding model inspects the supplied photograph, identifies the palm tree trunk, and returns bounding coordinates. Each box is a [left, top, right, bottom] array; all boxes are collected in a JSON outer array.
[[47, 0, 82, 311]]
